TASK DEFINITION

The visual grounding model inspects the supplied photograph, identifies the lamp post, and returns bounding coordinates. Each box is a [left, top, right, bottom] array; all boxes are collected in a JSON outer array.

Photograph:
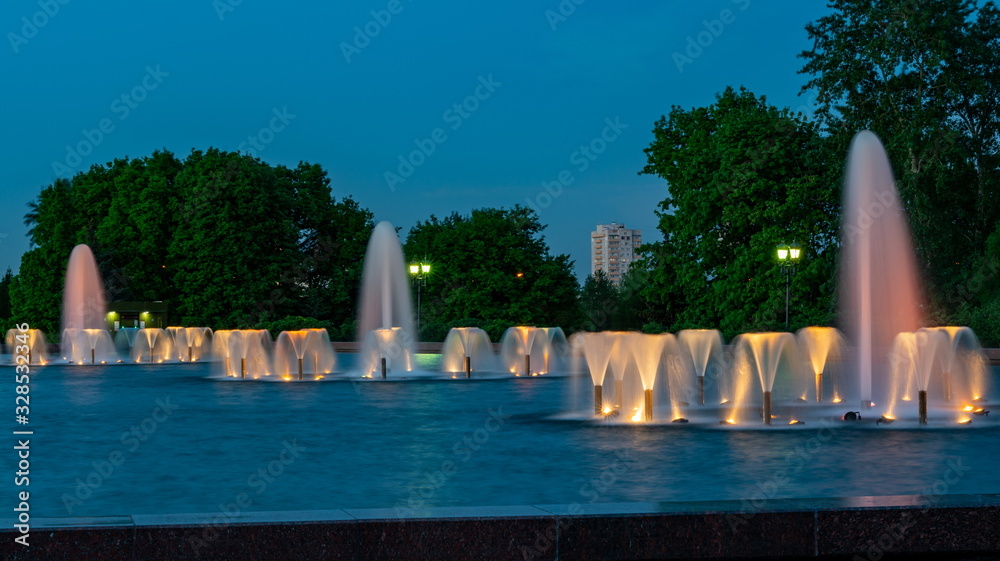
[[409, 262, 430, 333], [776, 243, 802, 329]]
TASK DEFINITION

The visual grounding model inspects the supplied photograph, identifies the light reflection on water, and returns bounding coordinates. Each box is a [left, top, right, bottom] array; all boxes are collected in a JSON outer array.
[[10, 359, 1000, 517]]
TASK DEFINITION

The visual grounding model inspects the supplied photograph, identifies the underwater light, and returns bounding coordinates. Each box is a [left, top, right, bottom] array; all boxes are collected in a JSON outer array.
[[672, 418, 689, 423], [876, 415, 894, 425], [843, 411, 861, 421], [973, 408, 990, 416]]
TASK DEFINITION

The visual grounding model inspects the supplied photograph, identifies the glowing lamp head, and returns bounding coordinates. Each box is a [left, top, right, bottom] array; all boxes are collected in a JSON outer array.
[[777, 246, 789, 261], [421, 263, 430, 274], [409, 264, 419, 275]]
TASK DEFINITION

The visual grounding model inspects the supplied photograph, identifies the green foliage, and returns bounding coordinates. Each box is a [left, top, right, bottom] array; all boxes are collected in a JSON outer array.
[[16, 149, 374, 338], [800, 0, 1000, 321], [639, 87, 838, 339], [403, 206, 580, 341]]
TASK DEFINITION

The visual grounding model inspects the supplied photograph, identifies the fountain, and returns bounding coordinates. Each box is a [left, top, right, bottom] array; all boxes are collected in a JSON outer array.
[[499, 326, 552, 376], [678, 329, 723, 405], [131, 328, 173, 363], [61, 244, 113, 364], [577, 332, 615, 414], [6, 329, 49, 365], [213, 329, 273, 378], [113, 327, 140, 357], [62, 245, 107, 333], [273, 329, 336, 380], [441, 327, 493, 378], [796, 327, 845, 403], [733, 333, 796, 425], [61, 328, 116, 364], [171, 327, 214, 362], [357, 222, 414, 378], [839, 131, 923, 409]]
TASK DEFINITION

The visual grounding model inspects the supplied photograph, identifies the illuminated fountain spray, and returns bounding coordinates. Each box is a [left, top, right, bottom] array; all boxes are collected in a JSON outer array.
[[678, 329, 723, 405], [926, 326, 985, 406], [61, 328, 116, 364], [577, 332, 615, 414], [734, 333, 795, 425], [61, 244, 113, 364], [358, 222, 414, 378], [213, 329, 273, 378], [500, 326, 552, 376], [441, 327, 493, 378], [839, 131, 922, 408], [541, 327, 568, 374], [6, 329, 49, 365], [273, 329, 335, 380], [171, 327, 213, 362], [913, 328, 948, 424], [114, 327, 139, 357], [632, 333, 666, 421], [796, 327, 845, 403], [131, 328, 174, 363]]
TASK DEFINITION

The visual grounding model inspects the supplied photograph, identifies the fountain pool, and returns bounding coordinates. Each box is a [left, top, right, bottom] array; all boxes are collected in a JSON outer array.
[[8, 356, 1000, 519]]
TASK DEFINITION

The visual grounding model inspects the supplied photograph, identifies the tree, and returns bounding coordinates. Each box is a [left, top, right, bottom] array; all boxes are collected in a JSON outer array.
[[799, 0, 1000, 319], [16, 148, 375, 337], [403, 206, 580, 341], [579, 270, 619, 331], [639, 87, 838, 339]]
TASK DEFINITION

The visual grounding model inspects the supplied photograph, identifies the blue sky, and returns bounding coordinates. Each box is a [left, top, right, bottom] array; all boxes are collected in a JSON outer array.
[[0, 0, 830, 281]]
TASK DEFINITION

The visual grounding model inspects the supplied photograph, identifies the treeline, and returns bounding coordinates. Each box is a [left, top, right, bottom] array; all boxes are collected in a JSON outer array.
[[10, 150, 582, 342], [618, 0, 1000, 344], [13, 149, 377, 338]]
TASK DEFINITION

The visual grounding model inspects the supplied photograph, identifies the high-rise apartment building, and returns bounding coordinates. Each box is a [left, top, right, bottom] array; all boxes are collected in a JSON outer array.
[[591, 223, 642, 285]]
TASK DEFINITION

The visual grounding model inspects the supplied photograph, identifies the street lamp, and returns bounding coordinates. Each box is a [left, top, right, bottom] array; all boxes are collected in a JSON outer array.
[[409, 262, 431, 334], [776, 243, 803, 329]]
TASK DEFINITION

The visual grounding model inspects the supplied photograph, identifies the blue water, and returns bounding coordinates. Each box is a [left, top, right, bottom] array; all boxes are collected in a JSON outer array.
[[7, 357, 1000, 518]]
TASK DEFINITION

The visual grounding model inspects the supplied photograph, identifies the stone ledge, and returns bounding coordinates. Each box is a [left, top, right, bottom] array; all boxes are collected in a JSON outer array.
[[3, 495, 1000, 560]]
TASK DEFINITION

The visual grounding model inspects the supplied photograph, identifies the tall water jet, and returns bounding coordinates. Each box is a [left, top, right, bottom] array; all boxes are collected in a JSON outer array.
[[734, 333, 795, 425], [678, 329, 723, 405], [441, 327, 493, 378], [62, 245, 107, 332], [839, 131, 922, 408], [357, 222, 415, 377], [797, 327, 845, 403]]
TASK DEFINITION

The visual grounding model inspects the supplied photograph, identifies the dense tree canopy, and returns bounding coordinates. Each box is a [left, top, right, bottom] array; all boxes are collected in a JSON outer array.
[[14, 149, 374, 337], [636, 87, 838, 339], [800, 0, 1000, 326], [402, 206, 580, 341]]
